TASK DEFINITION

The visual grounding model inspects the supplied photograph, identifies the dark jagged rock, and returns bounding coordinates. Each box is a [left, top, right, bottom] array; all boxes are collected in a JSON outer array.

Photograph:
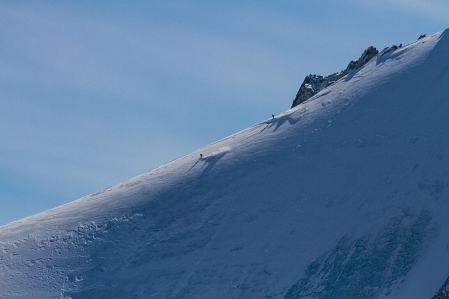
[[432, 276, 449, 299], [380, 45, 399, 57], [345, 46, 379, 71], [291, 46, 378, 108], [290, 73, 342, 108]]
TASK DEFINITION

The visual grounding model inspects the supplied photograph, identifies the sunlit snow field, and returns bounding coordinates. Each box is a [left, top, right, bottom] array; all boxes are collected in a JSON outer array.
[[1, 30, 449, 299]]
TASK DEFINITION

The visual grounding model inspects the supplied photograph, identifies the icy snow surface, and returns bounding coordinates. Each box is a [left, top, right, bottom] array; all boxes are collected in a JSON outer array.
[[1, 30, 449, 299]]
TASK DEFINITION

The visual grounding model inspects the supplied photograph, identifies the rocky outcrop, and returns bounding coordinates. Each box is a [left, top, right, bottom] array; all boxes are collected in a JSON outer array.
[[380, 45, 399, 57], [291, 46, 378, 108], [345, 46, 378, 70], [290, 73, 342, 108]]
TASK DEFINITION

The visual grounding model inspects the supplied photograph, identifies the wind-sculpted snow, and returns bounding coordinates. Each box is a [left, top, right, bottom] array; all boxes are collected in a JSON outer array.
[[1, 30, 449, 298], [285, 210, 437, 299]]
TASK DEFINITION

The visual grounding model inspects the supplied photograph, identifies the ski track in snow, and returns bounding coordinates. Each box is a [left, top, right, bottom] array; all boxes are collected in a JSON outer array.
[[1, 30, 449, 298]]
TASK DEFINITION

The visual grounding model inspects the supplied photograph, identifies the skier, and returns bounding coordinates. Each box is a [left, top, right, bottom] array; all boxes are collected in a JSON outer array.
[[200, 154, 203, 159], [272, 114, 275, 120]]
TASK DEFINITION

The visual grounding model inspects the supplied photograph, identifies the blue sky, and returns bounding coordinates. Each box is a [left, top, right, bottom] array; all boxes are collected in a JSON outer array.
[[1, 0, 448, 225]]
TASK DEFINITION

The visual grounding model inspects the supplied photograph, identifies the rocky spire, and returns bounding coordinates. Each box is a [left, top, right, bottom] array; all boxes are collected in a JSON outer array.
[[291, 46, 378, 108]]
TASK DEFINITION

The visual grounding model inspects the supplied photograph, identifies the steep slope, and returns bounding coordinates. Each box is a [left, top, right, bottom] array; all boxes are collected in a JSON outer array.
[[1, 30, 449, 299], [291, 46, 379, 108]]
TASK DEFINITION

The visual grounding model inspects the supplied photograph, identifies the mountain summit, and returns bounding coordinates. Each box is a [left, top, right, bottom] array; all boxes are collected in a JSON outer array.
[[291, 45, 379, 108], [1, 30, 449, 299]]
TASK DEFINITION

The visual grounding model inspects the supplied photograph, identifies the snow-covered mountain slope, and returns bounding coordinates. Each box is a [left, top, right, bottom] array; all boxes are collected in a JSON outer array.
[[291, 46, 379, 108], [1, 30, 449, 299]]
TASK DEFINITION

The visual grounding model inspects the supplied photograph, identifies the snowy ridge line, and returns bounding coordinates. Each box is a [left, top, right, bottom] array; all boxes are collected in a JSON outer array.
[[290, 31, 440, 109], [1, 29, 449, 299], [140, 117, 272, 175]]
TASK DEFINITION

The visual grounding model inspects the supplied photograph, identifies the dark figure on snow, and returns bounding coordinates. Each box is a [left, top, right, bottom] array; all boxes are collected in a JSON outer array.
[[272, 114, 275, 120]]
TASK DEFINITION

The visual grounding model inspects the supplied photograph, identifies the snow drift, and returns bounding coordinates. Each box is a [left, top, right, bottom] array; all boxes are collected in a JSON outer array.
[[1, 30, 449, 299]]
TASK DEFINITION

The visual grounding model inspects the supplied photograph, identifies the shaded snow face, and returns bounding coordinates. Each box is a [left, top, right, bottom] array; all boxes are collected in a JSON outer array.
[[1, 30, 449, 299], [285, 210, 437, 299]]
